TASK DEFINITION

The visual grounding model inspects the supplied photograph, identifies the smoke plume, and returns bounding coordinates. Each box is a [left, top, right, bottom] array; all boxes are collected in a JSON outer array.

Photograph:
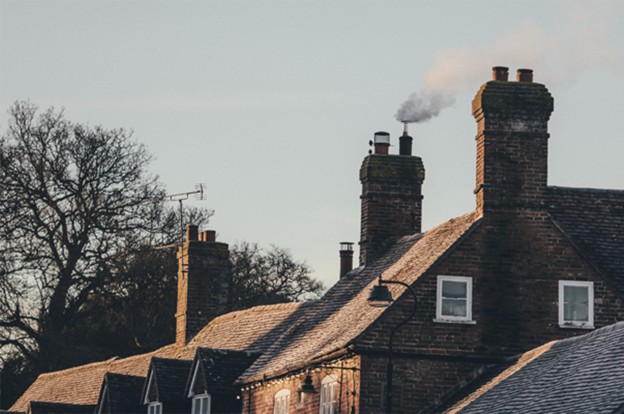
[[396, 2, 624, 124], [395, 89, 455, 123]]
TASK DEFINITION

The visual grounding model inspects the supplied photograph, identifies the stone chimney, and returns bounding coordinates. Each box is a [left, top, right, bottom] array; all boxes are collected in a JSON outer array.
[[472, 67, 554, 213], [176, 225, 231, 346], [359, 130, 425, 265]]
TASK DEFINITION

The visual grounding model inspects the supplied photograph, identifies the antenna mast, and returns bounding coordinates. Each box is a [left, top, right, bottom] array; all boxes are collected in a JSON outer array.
[[162, 183, 206, 242]]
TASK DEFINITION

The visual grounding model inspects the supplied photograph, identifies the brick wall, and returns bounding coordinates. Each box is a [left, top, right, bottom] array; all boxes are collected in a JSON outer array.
[[358, 354, 486, 413], [242, 357, 361, 414], [355, 210, 624, 411], [359, 154, 425, 265]]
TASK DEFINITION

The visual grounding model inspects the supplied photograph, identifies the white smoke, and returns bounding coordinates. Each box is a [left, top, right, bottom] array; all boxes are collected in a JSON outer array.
[[396, 2, 624, 123], [395, 89, 455, 123]]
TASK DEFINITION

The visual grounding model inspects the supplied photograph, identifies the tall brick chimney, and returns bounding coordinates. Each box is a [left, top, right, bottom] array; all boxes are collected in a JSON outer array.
[[176, 225, 231, 346], [472, 67, 554, 213], [359, 130, 425, 265]]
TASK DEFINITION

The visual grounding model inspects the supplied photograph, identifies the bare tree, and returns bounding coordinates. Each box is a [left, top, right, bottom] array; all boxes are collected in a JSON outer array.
[[229, 242, 324, 310], [0, 102, 168, 372]]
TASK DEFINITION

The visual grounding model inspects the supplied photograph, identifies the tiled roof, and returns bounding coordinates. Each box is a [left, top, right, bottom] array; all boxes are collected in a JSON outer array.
[[148, 358, 192, 404], [443, 321, 624, 413], [99, 373, 144, 413], [10, 346, 178, 411], [548, 186, 624, 294], [190, 348, 259, 396], [239, 212, 481, 382], [10, 302, 308, 411]]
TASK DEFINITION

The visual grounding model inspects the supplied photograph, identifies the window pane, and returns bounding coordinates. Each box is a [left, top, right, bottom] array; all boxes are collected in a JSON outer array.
[[202, 397, 209, 414], [442, 298, 467, 317], [442, 281, 467, 299], [320, 381, 337, 414], [273, 392, 289, 414], [564, 286, 589, 322]]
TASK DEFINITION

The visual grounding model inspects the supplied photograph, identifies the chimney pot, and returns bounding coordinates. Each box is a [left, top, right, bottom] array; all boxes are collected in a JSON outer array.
[[200, 230, 216, 242], [186, 225, 199, 242], [516, 68, 533, 83], [492, 66, 509, 81], [373, 131, 390, 155]]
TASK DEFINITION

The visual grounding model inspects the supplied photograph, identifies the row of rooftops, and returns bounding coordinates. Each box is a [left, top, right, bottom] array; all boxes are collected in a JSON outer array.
[[9, 68, 624, 412]]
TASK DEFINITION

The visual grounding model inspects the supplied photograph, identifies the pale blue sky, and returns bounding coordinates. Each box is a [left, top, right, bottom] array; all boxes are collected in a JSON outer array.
[[1, 0, 623, 288]]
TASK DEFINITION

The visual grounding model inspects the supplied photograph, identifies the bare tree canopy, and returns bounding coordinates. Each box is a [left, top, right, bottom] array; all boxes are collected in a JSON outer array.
[[0, 102, 170, 369], [230, 242, 324, 310]]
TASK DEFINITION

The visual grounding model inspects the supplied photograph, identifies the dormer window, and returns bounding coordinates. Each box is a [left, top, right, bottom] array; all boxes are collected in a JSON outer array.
[[435, 276, 474, 323], [559, 280, 594, 328], [147, 402, 162, 414], [192, 393, 211, 414]]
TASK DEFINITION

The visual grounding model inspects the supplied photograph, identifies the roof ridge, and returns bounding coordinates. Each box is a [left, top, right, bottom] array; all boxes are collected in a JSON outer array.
[[37, 356, 118, 379], [445, 339, 558, 413], [548, 185, 624, 194]]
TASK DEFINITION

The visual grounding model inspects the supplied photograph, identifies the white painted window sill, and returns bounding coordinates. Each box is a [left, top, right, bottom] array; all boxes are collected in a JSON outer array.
[[433, 318, 476, 325], [558, 323, 594, 330]]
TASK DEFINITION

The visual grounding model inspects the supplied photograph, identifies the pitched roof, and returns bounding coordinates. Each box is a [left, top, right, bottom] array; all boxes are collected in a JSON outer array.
[[188, 348, 259, 396], [10, 345, 181, 412], [239, 211, 481, 382], [548, 186, 624, 293], [145, 358, 192, 404], [11, 302, 308, 411], [182, 301, 314, 357], [443, 321, 624, 413], [97, 373, 144, 414]]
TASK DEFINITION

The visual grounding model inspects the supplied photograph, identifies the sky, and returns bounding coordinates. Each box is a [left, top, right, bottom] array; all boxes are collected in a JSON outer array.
[[1, 0, 623, 289]]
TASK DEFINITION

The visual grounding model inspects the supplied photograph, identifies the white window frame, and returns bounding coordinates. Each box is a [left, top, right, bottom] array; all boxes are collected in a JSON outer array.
[[319, 375, 338, 414], [273, 389, 290, 414], [435, 275, 474, 323], [559, 280, 594, 328], [147, 402, 162, 414], [191, 393, 211, 414]]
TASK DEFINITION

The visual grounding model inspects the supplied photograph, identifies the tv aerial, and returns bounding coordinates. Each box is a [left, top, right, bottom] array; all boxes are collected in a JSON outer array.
[[163, 183, 206, 242]]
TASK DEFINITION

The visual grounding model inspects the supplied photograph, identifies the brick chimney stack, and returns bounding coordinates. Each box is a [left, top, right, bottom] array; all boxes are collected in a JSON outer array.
[[359, 130, 425, 265], [472, 67, 554, 213], [176, 225, 231, 346]]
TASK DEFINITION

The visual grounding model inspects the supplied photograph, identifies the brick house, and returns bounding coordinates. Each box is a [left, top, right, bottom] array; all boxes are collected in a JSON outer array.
[[9, 66, 624, 413]]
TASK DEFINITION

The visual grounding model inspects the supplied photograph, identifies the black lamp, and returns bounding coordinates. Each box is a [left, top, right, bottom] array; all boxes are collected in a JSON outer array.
[[298, 372, 317, 394], [368, 282, 393, 308], [367, 276, 418, 414]]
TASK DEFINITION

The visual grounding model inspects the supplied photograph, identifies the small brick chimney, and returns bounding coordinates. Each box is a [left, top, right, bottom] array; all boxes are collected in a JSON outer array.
[[339, 242, 354, 278], [472, 67, 554, 213], [359, 129, 425, 265], [176, 225, 231, 346]]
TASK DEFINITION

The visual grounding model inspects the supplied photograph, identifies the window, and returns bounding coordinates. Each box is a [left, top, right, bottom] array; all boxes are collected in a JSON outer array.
[[147, 403, 162, 414], [273, 389, 290, 414], [319, 376, 338, 414], [436, 276, 473, 323], [192, 393, 211, 414], [559, 281, 594, 328]]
